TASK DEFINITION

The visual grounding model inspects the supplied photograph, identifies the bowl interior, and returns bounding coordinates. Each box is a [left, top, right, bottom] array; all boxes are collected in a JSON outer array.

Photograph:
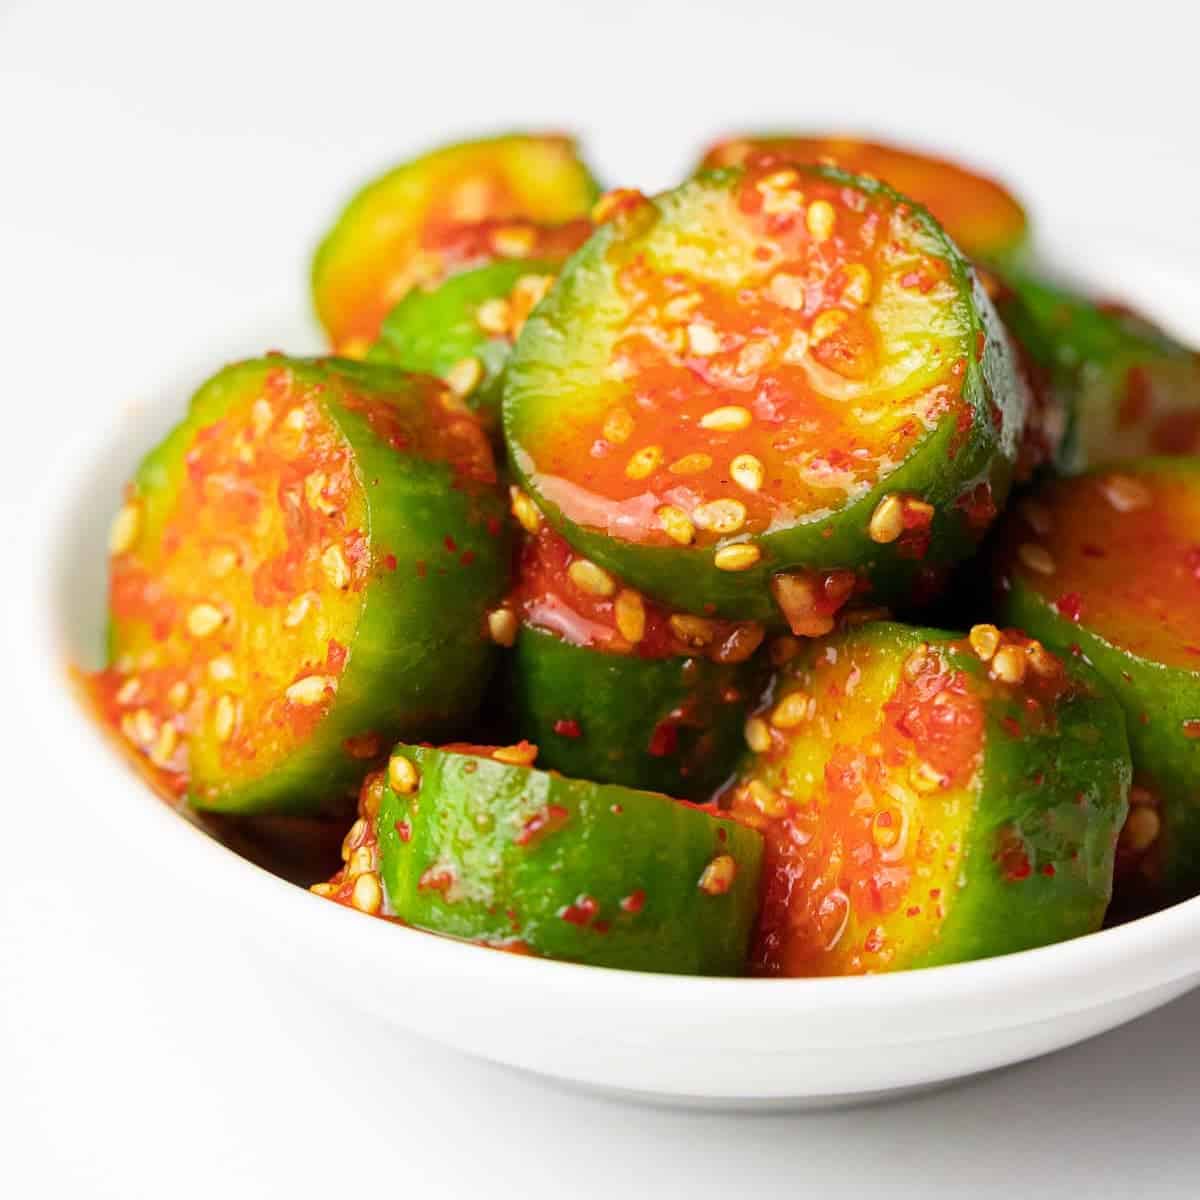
[[35, 239, 1200, 1015]]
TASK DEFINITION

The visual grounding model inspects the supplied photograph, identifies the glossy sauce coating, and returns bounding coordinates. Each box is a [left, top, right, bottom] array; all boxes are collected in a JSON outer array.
[[1002, 467, 1200, 670], [102, 364, 494, 797], [514, 524, 764, 663], [523, 164, 972, 551], [701, 135, 1026, 261]]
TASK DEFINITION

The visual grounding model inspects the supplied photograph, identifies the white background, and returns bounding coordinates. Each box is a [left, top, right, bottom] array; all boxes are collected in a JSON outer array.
[[3, 1, 1200, 1195]]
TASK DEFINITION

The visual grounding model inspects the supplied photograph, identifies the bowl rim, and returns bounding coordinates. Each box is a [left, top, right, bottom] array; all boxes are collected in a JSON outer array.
[[22, 240, 1200, 1026]]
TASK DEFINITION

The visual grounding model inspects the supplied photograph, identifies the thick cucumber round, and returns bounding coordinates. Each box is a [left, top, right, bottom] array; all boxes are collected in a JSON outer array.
[[312, 133, 599, 353], [995, 459, 1200, 899], [504, 165, 1027, 628], [369, 258, 563, 431], [699, 134, 1029, 267], [358, 743, 763, 975], [726, 622, 1129, 975], [502, 524, 770, 798], [99, 357, 511, 815], [994, 274, 1200, 473]]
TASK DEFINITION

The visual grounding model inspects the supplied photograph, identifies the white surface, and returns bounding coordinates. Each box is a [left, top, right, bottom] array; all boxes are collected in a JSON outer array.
[[3, 0, 1200, 1194]]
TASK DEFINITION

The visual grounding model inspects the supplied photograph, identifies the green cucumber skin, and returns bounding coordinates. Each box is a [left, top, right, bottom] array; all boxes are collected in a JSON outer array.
[[369, 258, 561, 430], [916, 633, 1131, 966], [120, 358, 512, 816], [750, 622, 1128, 967], [997, 274, 1200, 474], [504, 167, 1027, 624], [377, 744, 763, 975], [1001, 574, 1200, 900], [508, 626, 769, 800]]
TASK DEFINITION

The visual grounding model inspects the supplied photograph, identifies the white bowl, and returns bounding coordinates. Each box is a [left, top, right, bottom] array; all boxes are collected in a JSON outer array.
[[22, 239, 1200, 1110]]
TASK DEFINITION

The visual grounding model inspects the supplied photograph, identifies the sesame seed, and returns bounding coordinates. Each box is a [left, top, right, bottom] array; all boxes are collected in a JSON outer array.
[[911, 761, 948, 792], [806, 200, 836, 241], [213, 694, 237, 742], [208, 655, 236, 681], [699, 405, 752, 432], [250, 398, 274, 437], [770, 691, 810, 729], [669, 614, 716, 647], [115, 676, 142, 706], [714, 543, 761, 571], [445, 357, 483, 398], [656, 505, 695, 545], [686, 322, 721, 356], [1017, 543, 1056, 575], [285, 675, 337, 705], [841, 263, 872, 306], [109, 503, 141, 556], [767, 272, 806, 310], [508, 274, 555, 337], [730, 453, 764, 493], [625, 445, 663, 479], [692, 498, 747, 535], [149, 722, 178, 767], [990, 645, 1027, 684], [492, 742, 538, 766], [304, 471, 338, 516], [713, 622, 765, 664], [761, 168, 800, 189], [662, 292, 702, 322], [309, 882, 335, 897], [475, 297, 512, 336], [757, 172, 805, 215], [347, 844, 378, 878], [351, 872, 383, 915], [567, 558, 616, 597], [614, 589, 646, 643], [698, 854, 737, 895], [744, 717, 771, 754], [487, 608, 518, 647], [186, 603, 225, 638], [322, 545, 351, 589], [167, 681, 191, 710], [746, 779, 787, 818], [283, 592, 315, 628], [130, 707, 158, 747], [868, 494, 905, 544], [602, 406, 635, 444], [1100, 473, 1152, 513], [388, 754, 420, 794], [283, 406, 310, 432], [509, 486, 541, 534], [207, 546, 237, 577], [668, 452, 713, 475], [1122, 806, 1161, 853], [491, 224, 536, 257], [968, 623, 1001, 661], [810, 309, 848, 344]]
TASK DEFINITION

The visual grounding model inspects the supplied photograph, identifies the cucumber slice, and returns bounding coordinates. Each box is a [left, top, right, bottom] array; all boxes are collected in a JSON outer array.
[[726, 621, 1129, 974], [994, 274, 1200, 473], [505, 165, 1027, 626], [995, 459, 1200, 899], [369, 258, 566, 431], [352, 743, 763, 975], [98, 357, 511, 814], [312, 133, 599, 352], [503, 524, 770, 798]]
